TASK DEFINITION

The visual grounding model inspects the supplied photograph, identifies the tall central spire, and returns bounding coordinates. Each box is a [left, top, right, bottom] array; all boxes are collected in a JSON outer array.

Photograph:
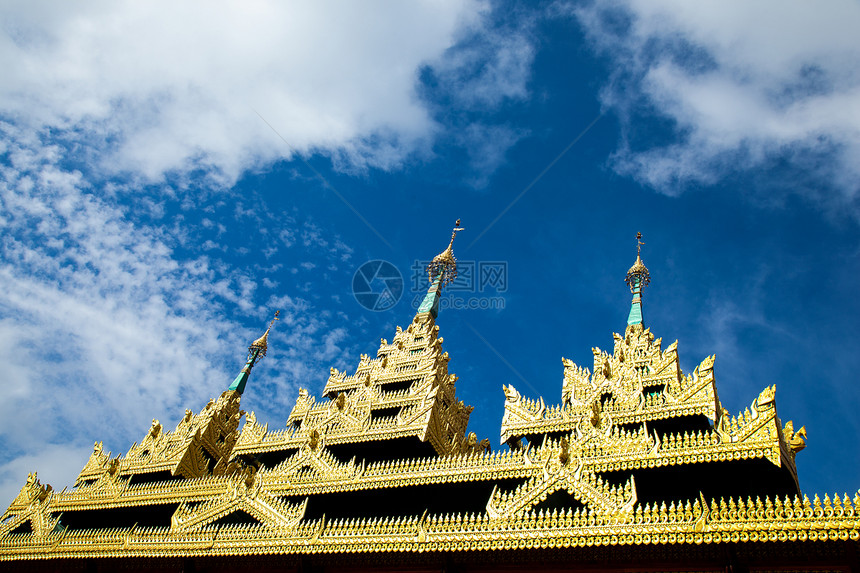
[[625, 232, 651, 328], [228, 310, 280, 394], [417, 219, 464, 319]]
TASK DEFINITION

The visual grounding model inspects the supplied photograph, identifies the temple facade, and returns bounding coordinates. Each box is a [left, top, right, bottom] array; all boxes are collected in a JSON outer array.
[[1, 225, 858, 572]]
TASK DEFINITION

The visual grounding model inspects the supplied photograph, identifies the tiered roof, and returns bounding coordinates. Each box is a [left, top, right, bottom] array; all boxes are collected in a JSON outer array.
[[234, 310, 479, 459], [1, 228, 857, 570]]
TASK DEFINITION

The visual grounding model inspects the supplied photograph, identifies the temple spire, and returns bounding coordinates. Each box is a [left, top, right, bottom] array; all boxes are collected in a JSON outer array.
[[624, 232, 651, 327], [417, 219, 464, 319], [228, 311, 280, 394]]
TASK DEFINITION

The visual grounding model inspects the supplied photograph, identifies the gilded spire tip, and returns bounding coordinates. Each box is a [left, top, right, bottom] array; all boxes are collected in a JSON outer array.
[[625, 232, 650, 292], [229, 310, 280, 394], [426, 219, 464, 288], [250, 310, 280, 358]]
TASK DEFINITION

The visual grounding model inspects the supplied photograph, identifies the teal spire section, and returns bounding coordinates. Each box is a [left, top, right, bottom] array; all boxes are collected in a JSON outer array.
[[228, 347, 262, 394], [227, 311, 279, 395], [416, 219, 465, 320], [627, 277, 643, 326], [417, 276, 443, 318]]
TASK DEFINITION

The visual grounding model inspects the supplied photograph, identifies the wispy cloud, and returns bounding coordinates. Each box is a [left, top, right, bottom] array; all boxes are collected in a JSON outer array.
[[0, 444, 93, 512], [427, 10, 535, 109], [420, 5, 538, 187], [0, 1, 550, 510], [572, 0, 860, 207], [0, 127, 358, 506], [0, 131, 239, 502]]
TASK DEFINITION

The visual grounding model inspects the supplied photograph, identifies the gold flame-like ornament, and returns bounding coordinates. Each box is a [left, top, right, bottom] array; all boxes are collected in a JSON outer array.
[[249, 310, 280, 358], [426, 219, 465, 287], [625, 232, 651, 292]]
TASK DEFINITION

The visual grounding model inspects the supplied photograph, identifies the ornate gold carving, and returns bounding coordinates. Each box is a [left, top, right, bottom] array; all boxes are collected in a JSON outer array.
[[248, 310, 280, 358], [244, 314, 476, 459], [625, 232, 651, 291], [170, 474, 307, 532], [503, 327, 719, 444], [783, 420, 807, 454], [3, 486, 858, 558], [426, 219, 464, 287], [0, 473, 62, 542], [3, 248, 856, 564], [74, 389, 246, 486]]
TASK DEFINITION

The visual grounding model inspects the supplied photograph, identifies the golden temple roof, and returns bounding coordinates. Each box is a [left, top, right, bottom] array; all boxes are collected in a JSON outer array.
[[1, 230, 857, 569]]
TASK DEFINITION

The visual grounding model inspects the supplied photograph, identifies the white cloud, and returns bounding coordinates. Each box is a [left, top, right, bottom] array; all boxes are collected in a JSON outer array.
[[0, 444, 93, 515], [421, 8, 537, 186], [459, 123, 529, 187], [0, 133, 244, 452], [429, 14, 535, 109], [0, 1, 542, 509], [0, 0, 486, 184], [0, 129, 358, 507], [573, 0, 860, 202]]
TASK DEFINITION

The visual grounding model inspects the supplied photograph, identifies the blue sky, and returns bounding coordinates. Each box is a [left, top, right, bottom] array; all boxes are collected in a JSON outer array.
[[2, 0, 859, 507]]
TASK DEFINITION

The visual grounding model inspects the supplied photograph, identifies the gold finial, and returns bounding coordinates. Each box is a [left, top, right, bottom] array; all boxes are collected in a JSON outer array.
[[426, 219, 465, 287], [250, 310, 280, 358], [625, 232, 650, 292]]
